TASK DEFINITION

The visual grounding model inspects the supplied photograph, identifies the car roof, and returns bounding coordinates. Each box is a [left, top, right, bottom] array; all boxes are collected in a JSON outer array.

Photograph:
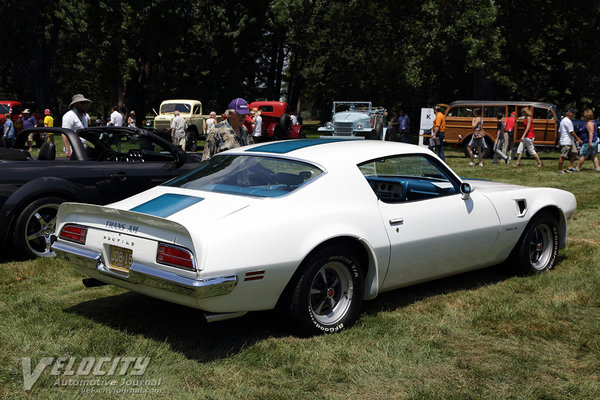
[[449, 100, 556, 109], [232, 139, 431, 167]]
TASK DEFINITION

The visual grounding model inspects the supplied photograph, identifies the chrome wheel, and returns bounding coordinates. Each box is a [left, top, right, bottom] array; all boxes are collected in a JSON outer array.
[[287, 244, 364, 335], [528, 223, 553, 271], [514, 211, 558, 274], [24, 202, 60, 257], [309, 261, 354, 326]]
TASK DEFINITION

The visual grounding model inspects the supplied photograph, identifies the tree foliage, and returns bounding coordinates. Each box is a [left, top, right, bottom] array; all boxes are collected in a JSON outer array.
[[1, 0, 599, 123]]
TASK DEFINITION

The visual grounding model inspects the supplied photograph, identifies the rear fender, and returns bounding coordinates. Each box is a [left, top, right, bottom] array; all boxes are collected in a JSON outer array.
[[267, 122, 277, 138]]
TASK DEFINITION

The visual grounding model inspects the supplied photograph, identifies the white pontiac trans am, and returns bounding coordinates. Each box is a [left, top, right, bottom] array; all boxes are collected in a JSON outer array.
[[52, 139, 576, 335]]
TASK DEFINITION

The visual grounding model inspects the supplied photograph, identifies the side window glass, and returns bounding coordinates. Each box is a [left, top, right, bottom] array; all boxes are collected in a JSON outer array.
[[358, 155, 458, 203], [484, 106, 506, 118], [516, 106, 530, 121], [533, 107, 551, 120], [447, 106, 473, 117], [13, 105, 21, 115]]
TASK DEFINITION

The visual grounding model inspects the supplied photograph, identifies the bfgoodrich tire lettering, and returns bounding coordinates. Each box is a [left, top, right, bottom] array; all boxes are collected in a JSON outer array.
[[288, 245, 364, 336], [515, 211, 559, 274]]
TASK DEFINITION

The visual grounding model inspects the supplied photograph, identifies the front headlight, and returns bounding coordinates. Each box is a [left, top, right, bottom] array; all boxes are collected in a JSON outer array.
[[325, 121, 333, 129], [356, 122, 363, 130]]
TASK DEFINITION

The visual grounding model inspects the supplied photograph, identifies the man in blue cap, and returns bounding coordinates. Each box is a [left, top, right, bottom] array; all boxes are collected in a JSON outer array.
[[202, 98, 254, 161]]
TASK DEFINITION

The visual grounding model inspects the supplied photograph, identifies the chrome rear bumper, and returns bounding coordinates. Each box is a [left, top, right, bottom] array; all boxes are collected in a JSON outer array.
[[52, 241, 237, 299]]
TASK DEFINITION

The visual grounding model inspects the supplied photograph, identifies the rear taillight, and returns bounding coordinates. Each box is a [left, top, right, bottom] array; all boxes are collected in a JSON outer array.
[[156, 243, 194, 270], [59, 224, 88, 244]]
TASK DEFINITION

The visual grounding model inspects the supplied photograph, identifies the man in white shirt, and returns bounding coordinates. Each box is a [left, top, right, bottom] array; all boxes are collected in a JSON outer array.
[[61, 93, 91, 157], [251, 108, 263, 143], [110, 105, 123, 127], [170, 110, 187, 150], [557, 108, 582, 173], [290, 112, 298, 125]]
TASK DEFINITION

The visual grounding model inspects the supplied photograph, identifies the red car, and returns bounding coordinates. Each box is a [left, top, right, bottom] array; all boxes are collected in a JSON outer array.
[[245, 101, 303, 140], [0, 100, 44, 143]]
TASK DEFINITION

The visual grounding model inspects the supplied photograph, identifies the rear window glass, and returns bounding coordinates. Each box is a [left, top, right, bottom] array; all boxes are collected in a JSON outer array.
[[259, 106, 274, 113], [165, 155, 323, 197]]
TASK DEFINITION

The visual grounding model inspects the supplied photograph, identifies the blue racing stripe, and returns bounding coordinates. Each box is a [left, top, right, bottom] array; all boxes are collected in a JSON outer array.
[[130, 193, 204, 218], [245, 138, 347, 154]]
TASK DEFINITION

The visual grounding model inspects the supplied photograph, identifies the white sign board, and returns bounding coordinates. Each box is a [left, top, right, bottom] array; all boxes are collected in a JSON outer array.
[[420, 108, 434, 130]]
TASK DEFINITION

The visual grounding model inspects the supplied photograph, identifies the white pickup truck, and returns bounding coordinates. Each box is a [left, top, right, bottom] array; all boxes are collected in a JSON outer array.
[[153, 99, 204, 151]]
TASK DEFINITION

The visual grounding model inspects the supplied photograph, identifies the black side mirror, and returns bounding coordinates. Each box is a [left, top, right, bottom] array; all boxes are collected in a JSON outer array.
[[460, 182, 473, 200]]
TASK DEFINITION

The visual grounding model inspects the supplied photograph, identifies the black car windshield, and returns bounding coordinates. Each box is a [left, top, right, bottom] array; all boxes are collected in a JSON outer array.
[[160, 103, 191, 113], [165, 155, 323, 197]]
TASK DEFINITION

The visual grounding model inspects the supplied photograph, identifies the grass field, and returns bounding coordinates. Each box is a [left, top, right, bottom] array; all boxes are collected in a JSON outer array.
[[1, 147, 599, 399]]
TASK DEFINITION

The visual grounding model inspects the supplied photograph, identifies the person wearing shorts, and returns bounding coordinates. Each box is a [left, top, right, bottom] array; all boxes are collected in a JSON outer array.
[[467, 108, 486, 166], [514, 108, 543, 167], [557, 108, 581, 173], [575, 109, 600, 171]]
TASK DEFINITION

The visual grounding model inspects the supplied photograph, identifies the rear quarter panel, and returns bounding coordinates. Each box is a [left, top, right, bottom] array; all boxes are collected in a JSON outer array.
[[187, 168, 391, 312]]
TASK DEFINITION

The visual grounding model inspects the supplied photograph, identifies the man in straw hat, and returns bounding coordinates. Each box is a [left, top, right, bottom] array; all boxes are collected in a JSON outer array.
[[61, 93, 91, 157]]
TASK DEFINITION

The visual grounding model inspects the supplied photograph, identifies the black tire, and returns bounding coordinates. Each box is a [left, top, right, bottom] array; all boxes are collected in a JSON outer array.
[[13, 196, 64, 258], [513, 211, 559, 274], [278, 114, 291, 139], [287, 244, 364, 336], [187, 128, 198, 152]]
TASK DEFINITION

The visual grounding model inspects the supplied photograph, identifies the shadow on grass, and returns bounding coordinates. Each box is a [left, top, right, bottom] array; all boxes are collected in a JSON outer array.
[[63, 260, 526, 362], [362, 261, 521, 315], [64, 292, 288, 362]]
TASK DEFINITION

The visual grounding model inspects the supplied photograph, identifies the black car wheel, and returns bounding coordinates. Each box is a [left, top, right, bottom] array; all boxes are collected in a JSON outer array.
[[513, 211, 559, 274], [187, 130, 198, 152], [287, 244, 364, 336], [278, 114, 291, 139], [14, 196, 64, 258]]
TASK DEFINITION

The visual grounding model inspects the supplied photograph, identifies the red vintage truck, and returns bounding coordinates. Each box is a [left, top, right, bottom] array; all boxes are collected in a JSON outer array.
[[0, 100, 44, 134]]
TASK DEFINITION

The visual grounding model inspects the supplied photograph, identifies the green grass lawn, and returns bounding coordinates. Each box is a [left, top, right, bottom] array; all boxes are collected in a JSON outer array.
[[1, 147, 599, 399]]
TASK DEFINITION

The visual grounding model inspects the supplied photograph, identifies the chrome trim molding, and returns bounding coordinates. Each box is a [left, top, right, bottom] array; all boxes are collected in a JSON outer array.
[[52, 241, 237, 299]]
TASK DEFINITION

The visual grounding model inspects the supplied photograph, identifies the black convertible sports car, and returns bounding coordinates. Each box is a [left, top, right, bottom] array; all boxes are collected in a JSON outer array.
[[0, 126, 202, 259]]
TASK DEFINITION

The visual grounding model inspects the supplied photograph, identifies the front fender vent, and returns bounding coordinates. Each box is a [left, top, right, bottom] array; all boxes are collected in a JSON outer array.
[[516, 199, 527, 216]]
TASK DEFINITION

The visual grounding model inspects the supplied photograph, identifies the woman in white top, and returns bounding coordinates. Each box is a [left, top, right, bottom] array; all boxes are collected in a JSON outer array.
[[127, 111, 136, 127], [205, 111, 217, 133]]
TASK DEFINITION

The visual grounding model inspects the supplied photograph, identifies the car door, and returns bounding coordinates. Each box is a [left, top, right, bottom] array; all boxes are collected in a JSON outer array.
[[359, 154, 501, 291], [83, 130, 193, 203]]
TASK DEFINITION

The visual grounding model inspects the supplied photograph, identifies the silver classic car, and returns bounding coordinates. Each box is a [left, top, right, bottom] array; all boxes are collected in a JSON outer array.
[[318, 101, 387, 140]]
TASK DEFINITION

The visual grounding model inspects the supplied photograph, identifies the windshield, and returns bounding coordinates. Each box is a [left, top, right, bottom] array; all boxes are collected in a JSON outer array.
[[333, 102, 372, 113], [160, 103, 192, 113], [0, 105, 10, 114], [165, 155, 323, 197]]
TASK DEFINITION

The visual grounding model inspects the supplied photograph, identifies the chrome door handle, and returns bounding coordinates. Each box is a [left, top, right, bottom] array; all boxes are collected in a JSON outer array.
[[389, 218, 404, 225]]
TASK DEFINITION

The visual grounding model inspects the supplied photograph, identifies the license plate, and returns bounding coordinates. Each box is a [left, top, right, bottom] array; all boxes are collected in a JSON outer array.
[[109, 245, 133, 273]]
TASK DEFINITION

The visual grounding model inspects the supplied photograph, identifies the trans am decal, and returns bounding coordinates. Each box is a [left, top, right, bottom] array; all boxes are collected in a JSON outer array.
[[130, 193, 204, 218]]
